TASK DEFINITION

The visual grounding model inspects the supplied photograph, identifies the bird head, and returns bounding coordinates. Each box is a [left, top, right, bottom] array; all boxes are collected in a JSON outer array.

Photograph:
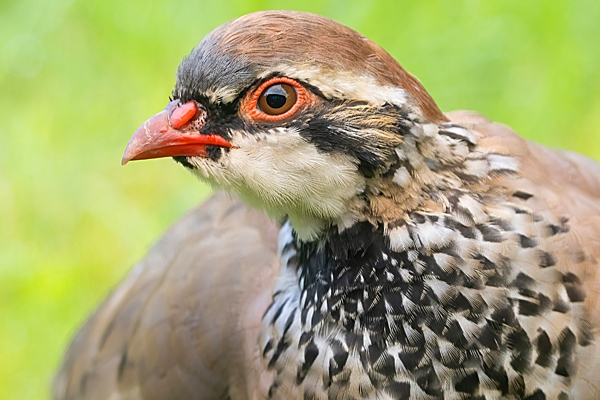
[[123, 11, 450, 240]]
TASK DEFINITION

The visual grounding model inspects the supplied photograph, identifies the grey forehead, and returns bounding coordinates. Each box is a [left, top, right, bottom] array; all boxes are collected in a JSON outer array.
[[172, 11, 375, 104], [173, 10, 446, 123], [174, 33, 258, 104]]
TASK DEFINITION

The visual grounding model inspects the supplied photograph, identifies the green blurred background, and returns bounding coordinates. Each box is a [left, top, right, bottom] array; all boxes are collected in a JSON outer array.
[[1, 0, 599, 398]]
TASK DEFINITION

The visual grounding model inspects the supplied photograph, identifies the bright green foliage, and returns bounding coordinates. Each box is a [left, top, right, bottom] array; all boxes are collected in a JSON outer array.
[[1, 0, 599, 398]]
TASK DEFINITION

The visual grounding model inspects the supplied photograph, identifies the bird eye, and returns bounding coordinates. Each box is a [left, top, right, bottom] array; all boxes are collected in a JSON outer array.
[[243, 77, 309, 122], [240, 76, 315, 122], [258, 83, 297, 115]]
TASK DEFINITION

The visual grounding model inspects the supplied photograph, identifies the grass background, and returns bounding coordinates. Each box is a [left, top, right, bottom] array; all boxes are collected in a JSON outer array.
[[1, 0, 599, 398]]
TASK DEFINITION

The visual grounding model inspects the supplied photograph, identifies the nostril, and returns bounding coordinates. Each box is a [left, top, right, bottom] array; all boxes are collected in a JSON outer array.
[[170, 101, 199, 129]]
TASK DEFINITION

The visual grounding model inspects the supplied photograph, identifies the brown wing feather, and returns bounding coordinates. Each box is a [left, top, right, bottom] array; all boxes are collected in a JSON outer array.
[[449, 111, 600, 396], [448, 110, 600, 305], [53, 192, 280, 400]]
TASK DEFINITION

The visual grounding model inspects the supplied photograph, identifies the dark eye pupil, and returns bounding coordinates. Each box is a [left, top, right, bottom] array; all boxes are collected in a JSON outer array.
[[266, 94, 287, 109], [257, 82, 297, 116]]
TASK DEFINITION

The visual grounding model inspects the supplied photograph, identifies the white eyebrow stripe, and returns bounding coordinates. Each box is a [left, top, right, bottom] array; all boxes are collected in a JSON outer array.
[[265, 64, 408, 107], [201, 65, 409, 107]]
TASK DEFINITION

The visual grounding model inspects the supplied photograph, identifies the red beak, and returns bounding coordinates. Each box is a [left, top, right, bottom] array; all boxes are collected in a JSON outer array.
[[122, 100, 232, 165]]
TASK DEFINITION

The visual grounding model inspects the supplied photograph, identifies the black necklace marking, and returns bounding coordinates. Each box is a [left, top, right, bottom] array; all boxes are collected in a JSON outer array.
[[264, 208, 593, 399]]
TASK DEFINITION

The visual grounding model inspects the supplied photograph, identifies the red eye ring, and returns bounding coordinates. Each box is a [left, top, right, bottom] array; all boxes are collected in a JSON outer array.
[[243, 77, 310, 122]]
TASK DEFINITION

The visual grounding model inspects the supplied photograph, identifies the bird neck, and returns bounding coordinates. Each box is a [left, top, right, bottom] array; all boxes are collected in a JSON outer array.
[[286, 118, 512, 328], [289, 220, 390, 333], [296, 220, 391, 298], [286, 117, 491, 241]]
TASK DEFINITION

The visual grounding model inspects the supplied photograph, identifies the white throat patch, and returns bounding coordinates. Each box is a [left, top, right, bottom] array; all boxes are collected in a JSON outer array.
[[188, 127, 366, 240]]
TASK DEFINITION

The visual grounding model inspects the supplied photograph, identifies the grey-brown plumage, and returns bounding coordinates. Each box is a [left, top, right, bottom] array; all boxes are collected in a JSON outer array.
[[56, 11, 600, 400], [54, 193, 280, 399]]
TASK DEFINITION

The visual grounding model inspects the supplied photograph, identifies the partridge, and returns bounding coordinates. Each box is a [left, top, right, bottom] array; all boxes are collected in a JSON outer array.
[[55, 10, 600, 400]]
